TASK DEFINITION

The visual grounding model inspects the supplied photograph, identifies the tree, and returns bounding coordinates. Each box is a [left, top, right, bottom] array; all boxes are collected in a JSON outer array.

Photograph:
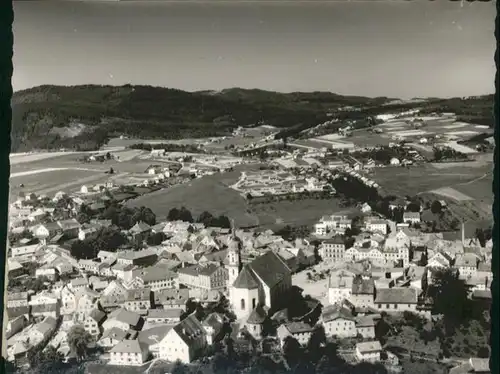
[[477, 346, 490, 358], [428, 268, 471, 327], [283, 336, 302, 366], [76, 212, 90, 224], [430, 200, 442, 214], [179, 207, 194, 223], [109, 167, 114, 174], [172, 360, 189, 374], [67, 325, 93, 361], [147, 231, 166, 246], [105, 152, 111, 160], [197, 211, 215, 226], [167, 208, 181, 221]]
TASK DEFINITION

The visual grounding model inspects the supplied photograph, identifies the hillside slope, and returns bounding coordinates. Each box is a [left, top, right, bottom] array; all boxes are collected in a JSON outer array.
[[10, 85, 493, 152]]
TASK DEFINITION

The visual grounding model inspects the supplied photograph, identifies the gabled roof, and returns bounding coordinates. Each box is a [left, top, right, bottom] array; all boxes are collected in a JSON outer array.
[[203, 312, 225, 330], [356, 340, 382, 353], [101, 327, 128, 341], [89, 309, 107, 323], [374, 287, 419, 304], [172, 314, 206, 345], [351, 276, 375, 295], [248, 250, 291, 289], [138, 324, 174, 347], [129, 221, 152, 234], [110, 339, 147, 354], [108, 308, 141, 327]]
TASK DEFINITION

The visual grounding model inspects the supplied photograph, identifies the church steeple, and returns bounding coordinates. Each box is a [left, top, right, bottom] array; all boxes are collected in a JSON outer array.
[[227, 218, 242, 288]]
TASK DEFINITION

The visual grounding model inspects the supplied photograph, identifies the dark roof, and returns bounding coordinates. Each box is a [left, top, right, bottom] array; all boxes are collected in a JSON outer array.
[[125, 288, 151, 302], [58, 219, 81, 230], [154, 288, 190, 305], [172, 314, 205, 345], [323, 236, 345, 245], [32, 303, 59, 313], [374, 288, 418, 304], [246, 305, 267, 325], [247, 251, 291, 289], [321, 305, 355, 323], [6, 306, 30, 319], [202, 312, 225, 331], [351, 276, 375, 295], [232, 266, 259, 289], [89, 309, 107, 323], [177, 263, 222, 277]]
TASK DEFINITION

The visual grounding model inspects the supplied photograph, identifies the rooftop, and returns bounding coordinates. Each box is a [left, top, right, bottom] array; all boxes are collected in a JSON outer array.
[[356, 340, 382, 353]]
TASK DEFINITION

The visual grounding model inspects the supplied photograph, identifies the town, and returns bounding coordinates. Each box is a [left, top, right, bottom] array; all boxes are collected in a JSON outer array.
[[6, 109, 493, 374]]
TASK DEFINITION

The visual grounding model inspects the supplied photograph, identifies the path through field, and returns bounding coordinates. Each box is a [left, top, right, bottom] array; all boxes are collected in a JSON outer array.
[[10, 167, 107, 178]]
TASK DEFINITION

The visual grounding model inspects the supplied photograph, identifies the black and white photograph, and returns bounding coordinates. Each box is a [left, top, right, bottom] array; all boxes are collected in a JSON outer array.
[[3, 1, 496, 374]]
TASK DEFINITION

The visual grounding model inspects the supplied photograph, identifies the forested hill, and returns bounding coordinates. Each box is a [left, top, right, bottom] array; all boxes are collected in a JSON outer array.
[[10, 84, 493, 152]]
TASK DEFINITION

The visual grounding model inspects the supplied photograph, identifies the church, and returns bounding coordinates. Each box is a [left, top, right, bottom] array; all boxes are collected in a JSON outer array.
[[227, 244, 293, 321]]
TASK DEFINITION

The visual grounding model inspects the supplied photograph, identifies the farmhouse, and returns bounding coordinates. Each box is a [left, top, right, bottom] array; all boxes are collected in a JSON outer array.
[[355, 340, 382, 363], [403, 212, 421, 224], [277, 322, 315, 347], [374, 287, 419, 313]]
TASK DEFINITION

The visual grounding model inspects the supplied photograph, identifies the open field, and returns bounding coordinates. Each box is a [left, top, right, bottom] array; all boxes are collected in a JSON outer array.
[[10, 151, 80, 165], [431, 187, 474, 201], [9, 169, 115, 201]]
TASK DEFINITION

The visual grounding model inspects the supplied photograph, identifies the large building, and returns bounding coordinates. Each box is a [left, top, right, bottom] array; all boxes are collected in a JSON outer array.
[[229, 250, 292, 320]]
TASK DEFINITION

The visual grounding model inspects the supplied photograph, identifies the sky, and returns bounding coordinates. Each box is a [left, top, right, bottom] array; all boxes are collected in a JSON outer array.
[[12, 1, 495, 99]]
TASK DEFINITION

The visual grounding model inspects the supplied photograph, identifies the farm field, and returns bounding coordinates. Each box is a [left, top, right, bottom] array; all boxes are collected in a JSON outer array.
[[9, 169, 114, 201], [369, 162, 492, 198]]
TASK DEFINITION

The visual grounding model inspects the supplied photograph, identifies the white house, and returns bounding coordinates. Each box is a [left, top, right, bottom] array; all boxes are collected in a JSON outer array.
[[277, 322, 315, 347], [390, 158, 400, 166], [109, 339, 148, 366], [374, 287, 419, 314], [321, 306, 357, 338], [356, 341, 382, 363], [158, 314, 207, 364], [403, 212, 421, 224]]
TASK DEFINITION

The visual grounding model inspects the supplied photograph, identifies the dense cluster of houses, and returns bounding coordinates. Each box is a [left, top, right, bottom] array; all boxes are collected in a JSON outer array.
[[6, 184, 492, 372]]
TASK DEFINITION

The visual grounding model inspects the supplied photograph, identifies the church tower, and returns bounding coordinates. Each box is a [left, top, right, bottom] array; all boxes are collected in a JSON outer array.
[[227, 219, 242, 289]]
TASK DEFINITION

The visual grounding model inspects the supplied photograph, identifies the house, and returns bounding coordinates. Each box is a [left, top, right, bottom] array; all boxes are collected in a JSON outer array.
[[7, 258, 24, 279], [75, 288, 101, 319], [319, 237, 346, 263], [123, 288, 152, 315], [70, 277, 89, 292], [328, 272, 354, 306], [32, 316, 58, 345], [57, 219, 81, 238], [403, 212, 421, 224], [10, 244, 39, 259], [109, 339, 149, 366], [455, 253, 480, 278], [158, 314, 207, 363], [355, 340, 382, 363], [129, 221, 152, 242], [102, 308, 141, 331], [6, 315, 27, 339], [428, 251, 453, 269], [29, 292, 60, 319], [177, 263, 227, 291], [277, 322, 315, 347], [374, 287, 419, 313], [145, 165, 163, 175], [138, 324, 173, 359], [449, 357, 490, 374], [229, 250, 292, 320], [83, 309, 107, 337], [98, 327, 129, 350], [132, 266, 178, 291], [78, 223, 102, 240], [202, 312, 226, 345], [7, 292, 29, 309], [154, 288, 190, 310], [321, 305, 357, 338], [350, 276, 375, 309], [366, 219, 388, 235], [355, 316, 377, 339], [390, 158, 400, 166], [116, 249, 158, 267], [35, 266, 57, 281], [145, 309, 183, 326]]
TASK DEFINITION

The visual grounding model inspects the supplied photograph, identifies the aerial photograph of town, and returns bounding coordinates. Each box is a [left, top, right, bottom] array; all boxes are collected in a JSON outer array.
[[4, 1, 495, 374]]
